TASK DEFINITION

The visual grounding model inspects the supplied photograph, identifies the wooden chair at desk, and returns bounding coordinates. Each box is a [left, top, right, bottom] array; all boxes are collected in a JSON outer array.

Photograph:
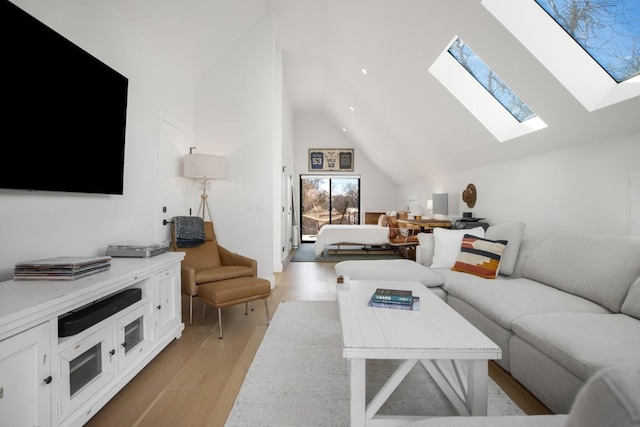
[[386, 215, 420, 259]]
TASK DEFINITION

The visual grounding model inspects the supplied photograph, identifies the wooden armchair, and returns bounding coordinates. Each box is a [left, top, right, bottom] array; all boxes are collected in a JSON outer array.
[[386, 214, 420, 259], [170, 221, 256, 325]]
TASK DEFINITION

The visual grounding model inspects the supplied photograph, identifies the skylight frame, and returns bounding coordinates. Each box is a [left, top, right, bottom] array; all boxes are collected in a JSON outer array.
[[429, 36, 547, 143], [482, 0, 640, 112], [448, 38, 537, 123], [534, 0, 640, 84]]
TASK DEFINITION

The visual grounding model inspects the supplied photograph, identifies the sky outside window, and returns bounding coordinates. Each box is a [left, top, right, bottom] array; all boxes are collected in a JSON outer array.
[[534, 0, 640, 83], [447, 38, 536, 123]]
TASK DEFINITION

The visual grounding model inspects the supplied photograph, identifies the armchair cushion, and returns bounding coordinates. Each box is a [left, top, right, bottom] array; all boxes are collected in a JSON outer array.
[[196, 265, 254, 283], [180, 241, 222, 269], [198, 277, 271, 308]]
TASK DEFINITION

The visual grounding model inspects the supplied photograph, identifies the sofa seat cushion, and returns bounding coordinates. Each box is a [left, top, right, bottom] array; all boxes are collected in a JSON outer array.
[[438, 270, 610, 330], [512, 313, 640, 381], [335, 259, 444, 287]]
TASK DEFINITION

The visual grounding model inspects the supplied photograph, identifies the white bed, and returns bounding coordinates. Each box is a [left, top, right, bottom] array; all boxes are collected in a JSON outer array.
[[313, 224, 389, 256]]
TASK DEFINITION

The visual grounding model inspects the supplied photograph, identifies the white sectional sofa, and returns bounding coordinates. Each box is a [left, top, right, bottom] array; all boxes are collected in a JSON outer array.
[[401, 362, 640, 427], [335, 223, 640, 414]]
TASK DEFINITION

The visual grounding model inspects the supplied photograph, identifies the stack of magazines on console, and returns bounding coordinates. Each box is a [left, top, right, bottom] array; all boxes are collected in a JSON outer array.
[[368, 287, 420, 311], [105, 240, 170, 258], [14, 256, 111, 281]]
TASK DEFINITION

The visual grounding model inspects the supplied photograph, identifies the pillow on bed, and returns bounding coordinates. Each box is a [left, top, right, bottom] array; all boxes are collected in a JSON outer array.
[[377, 214, 388, 227]]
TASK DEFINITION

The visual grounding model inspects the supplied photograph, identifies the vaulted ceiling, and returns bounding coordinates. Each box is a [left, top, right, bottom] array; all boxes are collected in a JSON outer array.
[[113, 0, 640, 186]]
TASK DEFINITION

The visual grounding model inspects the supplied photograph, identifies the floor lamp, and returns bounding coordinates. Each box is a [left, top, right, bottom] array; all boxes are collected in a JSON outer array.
[[183, 153, 227, 221]]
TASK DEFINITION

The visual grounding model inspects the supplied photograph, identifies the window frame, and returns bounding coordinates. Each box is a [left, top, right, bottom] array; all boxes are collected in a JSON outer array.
[[482, 0, 640, 112], [429, 35, 547, 143]]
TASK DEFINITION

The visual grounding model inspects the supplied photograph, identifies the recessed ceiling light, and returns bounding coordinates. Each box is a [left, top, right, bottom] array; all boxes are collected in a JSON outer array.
[[349, 106, 355, 111], [342, 128, 347, 132], [361, 68, 368, 74]]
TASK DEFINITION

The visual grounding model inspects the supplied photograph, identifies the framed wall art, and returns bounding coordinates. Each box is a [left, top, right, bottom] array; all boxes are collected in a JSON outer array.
[[308, 148, 354, 172]]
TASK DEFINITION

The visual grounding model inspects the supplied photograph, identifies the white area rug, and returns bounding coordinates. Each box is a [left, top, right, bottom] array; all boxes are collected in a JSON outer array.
[[225, 301, 523, 426]]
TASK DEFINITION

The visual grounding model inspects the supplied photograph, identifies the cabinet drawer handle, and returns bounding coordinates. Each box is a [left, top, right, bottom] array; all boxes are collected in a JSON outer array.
[[44, 376, 52, 385], [157, 305, 162, 310]]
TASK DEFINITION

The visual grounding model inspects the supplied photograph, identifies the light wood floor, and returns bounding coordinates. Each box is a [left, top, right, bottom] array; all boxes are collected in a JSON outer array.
[[86, 255, 551, 427]]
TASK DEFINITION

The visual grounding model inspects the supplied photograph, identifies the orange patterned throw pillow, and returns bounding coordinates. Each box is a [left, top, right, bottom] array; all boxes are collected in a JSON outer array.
[[452, 234, 508, 279]]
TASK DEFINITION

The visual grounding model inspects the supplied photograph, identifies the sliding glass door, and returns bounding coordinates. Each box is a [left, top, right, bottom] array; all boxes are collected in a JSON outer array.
[[300, 175, 360, 242]]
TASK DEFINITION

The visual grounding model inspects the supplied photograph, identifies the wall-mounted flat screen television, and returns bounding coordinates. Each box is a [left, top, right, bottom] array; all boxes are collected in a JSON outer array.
[[1, 0, 128, 195]]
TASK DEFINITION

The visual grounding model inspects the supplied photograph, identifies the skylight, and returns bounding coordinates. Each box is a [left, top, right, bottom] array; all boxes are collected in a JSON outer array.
[[429, 36, 546, 142], [448, 38, 536, 123], [482, 0, 640, 111], [534, 0, 640, 83]]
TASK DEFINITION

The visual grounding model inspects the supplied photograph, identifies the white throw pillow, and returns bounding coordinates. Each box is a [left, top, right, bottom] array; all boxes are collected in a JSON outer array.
[[417, 233, 435, 266], [431, 226, 485, 269], [484, 222, 525, 276]]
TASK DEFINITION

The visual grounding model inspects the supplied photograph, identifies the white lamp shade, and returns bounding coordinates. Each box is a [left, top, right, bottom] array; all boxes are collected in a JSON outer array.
[[183, 154, 226, 179]]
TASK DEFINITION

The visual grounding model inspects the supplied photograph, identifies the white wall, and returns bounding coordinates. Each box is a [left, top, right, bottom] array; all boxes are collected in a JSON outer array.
[[194, 14, 277, 283], [401, 133, 640, 239], [0, 0, 195, 280], [292, 113, 399, 221], [280, 80, 296, 260]]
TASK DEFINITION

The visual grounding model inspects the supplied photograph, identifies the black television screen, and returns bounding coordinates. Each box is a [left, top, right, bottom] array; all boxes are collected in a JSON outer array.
[[1, 0, 128, 195]]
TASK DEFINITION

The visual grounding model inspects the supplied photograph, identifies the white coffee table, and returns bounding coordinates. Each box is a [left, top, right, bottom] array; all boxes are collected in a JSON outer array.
[[337, 280, 501, 427]]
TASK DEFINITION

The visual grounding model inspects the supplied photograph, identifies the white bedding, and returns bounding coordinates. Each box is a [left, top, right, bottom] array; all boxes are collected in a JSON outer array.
[[314, 224, 389, 256]]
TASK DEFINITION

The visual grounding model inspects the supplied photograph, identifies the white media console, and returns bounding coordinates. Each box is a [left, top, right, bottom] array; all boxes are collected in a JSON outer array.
[[0, 252, 185, 427]]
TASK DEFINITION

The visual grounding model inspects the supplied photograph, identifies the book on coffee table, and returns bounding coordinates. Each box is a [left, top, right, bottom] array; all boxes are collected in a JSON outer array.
[[372, 288, 413, 304], [368, 294, 420, 311]]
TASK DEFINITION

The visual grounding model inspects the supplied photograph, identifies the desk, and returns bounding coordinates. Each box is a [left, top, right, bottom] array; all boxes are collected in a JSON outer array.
[[397, 218, 452, 232]]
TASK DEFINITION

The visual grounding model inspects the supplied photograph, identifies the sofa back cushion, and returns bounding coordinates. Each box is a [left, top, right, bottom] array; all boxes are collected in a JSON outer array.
[[484, 222, 525, 276], [566, 362, 640, 427], [521, 233, 640, 313], [622, 277, 640, 320]]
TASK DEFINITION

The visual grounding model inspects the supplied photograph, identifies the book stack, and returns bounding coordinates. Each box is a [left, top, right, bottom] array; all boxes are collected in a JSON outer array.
[[14, 256, 112, 281], [368, 288, 420, 311]]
